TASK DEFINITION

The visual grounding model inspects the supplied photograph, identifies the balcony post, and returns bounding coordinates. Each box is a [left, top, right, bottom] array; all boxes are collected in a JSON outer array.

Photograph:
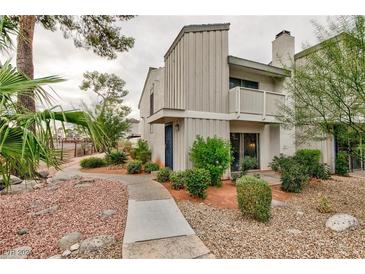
[[263, 90, 266, 119]]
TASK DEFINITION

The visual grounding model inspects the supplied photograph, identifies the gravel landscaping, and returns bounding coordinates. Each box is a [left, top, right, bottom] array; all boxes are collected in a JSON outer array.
[[0, 176, 128, 259], [177, 175, 365, 258]]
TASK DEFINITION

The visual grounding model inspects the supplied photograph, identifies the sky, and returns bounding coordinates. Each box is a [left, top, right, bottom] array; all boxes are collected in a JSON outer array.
[[5, 15, 333, 119]]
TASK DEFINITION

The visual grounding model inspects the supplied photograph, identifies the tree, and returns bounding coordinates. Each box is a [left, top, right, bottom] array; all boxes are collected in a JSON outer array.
[[80, 71, 131, 149], [0, 16, 107, 189], [8, 15, 135, 112], [279, 16, 365, 148]]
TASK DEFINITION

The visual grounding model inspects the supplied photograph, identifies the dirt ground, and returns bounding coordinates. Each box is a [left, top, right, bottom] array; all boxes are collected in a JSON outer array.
[[80, 166, 148, 176], [162, 180, 292, 209]]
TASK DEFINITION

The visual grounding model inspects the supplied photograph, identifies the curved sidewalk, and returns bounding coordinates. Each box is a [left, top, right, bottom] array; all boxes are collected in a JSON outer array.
[[54, 163, 214, 259]]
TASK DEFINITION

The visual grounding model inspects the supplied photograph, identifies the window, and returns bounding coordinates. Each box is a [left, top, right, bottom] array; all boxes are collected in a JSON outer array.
[[150, 91, 154, 116], [229, 77, 259, 90]]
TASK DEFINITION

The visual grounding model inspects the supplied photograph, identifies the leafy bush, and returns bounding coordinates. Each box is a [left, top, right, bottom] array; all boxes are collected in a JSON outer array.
[[105, 150, 128, 165], [144, 162, 160, 174], [335, 151, 349, 176], [312, 163, 331, 180], [294, 149, 321, 177], [280, 160, 308, 193], [316, 196, 333, 213], [240, 156, 257, 176], [231, 172, 241, 183], [169, 170, 187, 190], [236, 176, 272, 222], [269, 154, 293, 172], [127, 160, 142, 174], [134, 139, 151, 164], [185, 168, 210, 199], [190, 136, 231, 186], [156, 167, 171, 183], [80, 157, 107, 168]]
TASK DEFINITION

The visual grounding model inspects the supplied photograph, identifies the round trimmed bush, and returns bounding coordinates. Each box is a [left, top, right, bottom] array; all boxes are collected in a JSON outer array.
[[105, 150, 128, 165], [169, 170, 187, 190], [127, 160, 142, 174], [236, 175, 272, 222], [156, 167, 171, 183], [80, 157, 107, 168], [185, 168, 210, 199], [280, 160, 309, 193], [144, 162, 160, 174], [335, 151, 349, 176]]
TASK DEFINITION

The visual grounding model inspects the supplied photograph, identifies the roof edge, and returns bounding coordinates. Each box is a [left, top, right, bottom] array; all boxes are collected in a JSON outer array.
[[228, 55, 291, 77], [164, 23, 230, 60]]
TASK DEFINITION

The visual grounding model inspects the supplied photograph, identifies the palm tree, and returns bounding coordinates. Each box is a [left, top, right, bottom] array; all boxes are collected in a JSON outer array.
[[0, 16, 108, 189]]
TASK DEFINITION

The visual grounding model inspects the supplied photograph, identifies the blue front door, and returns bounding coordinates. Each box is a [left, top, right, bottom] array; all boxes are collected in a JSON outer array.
[[165, 124, 173, 169]]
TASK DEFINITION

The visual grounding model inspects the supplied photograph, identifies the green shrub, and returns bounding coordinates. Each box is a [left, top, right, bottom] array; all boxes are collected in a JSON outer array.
[[80, 157, 107, 168], [127, 160, 142, 174], [312, 163, 331, 180], [185, 168, 210, 199], [269, 154, 293, 172], [316, 196, 333, 213], [190, 136, 231, 186], [335, 151, 349, 176], [144, 162, 160, 174], [231, 172, 241, 183], [240, 156, 257, 176], [294, 149, 321, 177], [134, 139, 151, 164], [105, 150, 128, 165], [236, 175, 272, 222], [156, 167, 172, 183], [280, 160, 308, 193], [169, 170, 187, 190]]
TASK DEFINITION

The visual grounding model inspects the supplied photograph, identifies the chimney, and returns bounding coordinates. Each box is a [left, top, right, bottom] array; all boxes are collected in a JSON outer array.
[[272, 30, 294, 68]]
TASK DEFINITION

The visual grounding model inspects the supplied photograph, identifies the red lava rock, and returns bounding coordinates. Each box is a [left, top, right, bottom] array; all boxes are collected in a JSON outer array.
[[0, 177, 128, 259]]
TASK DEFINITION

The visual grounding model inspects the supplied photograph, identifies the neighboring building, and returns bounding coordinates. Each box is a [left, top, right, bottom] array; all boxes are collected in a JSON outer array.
[[138, 23, 335, 174], [126, 118, 141, 143]]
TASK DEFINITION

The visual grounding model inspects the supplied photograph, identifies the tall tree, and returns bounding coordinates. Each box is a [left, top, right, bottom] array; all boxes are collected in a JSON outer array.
[[9, 15, 135, 111], [279, 16, 365, 146], [80, 71, 131, 149]]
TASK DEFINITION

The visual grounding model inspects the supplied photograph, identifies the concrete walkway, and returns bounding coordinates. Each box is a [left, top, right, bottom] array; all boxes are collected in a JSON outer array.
[[54, 159, 213, 259]]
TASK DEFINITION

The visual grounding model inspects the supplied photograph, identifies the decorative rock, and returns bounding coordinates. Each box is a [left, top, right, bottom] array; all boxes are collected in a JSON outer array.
[[47, 254, 62, 259], [79, 235, 116, 253], [286, 228, 302, 235], [271, 199, 287, 208], [0, 246, 32, 259], [32, 205, 59, 216], [326, 213, 359, 232], [17, 228, 29, 236], [58, 231, 82, 251], [0, 175, 22, 186], [70, 243, 80, 251], [37, 171, 49, 179], [61, 249, 71, 257], [100, 209, 116, 218], [296, 211, 304, 216], [74, 183, 92, 188], [33, 183, 43, 190]]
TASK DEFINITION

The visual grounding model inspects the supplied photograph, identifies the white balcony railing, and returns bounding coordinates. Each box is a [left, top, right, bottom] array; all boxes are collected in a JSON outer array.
[[229, 87, 285, 118]]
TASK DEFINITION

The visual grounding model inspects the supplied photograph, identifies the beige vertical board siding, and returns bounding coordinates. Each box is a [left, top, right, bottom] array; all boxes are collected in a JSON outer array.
[[266, 93, 285, 115], [173, 119, 185, 170], [215, 31, 222, 113], [240, 89, 264, 114], [221, 30, 229, 113], [209, 31, 215, 112]]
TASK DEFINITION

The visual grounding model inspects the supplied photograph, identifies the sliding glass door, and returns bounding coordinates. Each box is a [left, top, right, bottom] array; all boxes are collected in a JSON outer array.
[[230, 133, 260, 172]]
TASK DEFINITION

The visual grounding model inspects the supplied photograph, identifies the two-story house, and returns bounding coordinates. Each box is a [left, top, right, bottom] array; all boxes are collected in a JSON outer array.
[[138, 23, 335, 174]]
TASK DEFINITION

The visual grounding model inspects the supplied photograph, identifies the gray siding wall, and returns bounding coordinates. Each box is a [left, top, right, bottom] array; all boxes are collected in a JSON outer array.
[[164, 29, 229, 113]]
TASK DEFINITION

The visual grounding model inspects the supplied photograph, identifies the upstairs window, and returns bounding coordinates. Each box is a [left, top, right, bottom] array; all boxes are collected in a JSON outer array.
[[150, 91, 154, 116], [229, 77, 259, 90]]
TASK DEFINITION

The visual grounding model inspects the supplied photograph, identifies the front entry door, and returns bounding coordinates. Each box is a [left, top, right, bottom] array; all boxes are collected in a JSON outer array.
[[165, 124, 173, 169]]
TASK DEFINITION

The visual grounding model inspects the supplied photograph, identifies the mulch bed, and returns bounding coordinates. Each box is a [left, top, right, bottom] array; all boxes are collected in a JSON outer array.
[[177, 175, 365, 258], [162, 180, 292, 209], [0, 177, 128, 259]]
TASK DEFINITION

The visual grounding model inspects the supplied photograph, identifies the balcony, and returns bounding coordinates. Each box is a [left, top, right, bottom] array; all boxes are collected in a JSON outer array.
[[229, 87, 285, 122]]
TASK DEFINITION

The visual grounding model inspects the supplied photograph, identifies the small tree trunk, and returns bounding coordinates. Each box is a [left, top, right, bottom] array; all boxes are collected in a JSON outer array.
[[16, 15, 36, 112]]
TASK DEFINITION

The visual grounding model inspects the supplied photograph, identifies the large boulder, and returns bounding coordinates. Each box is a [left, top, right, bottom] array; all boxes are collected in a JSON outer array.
[[58, 231, 82, 251], [326, 213, 359, 232], [79, 235, 115, 253]]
